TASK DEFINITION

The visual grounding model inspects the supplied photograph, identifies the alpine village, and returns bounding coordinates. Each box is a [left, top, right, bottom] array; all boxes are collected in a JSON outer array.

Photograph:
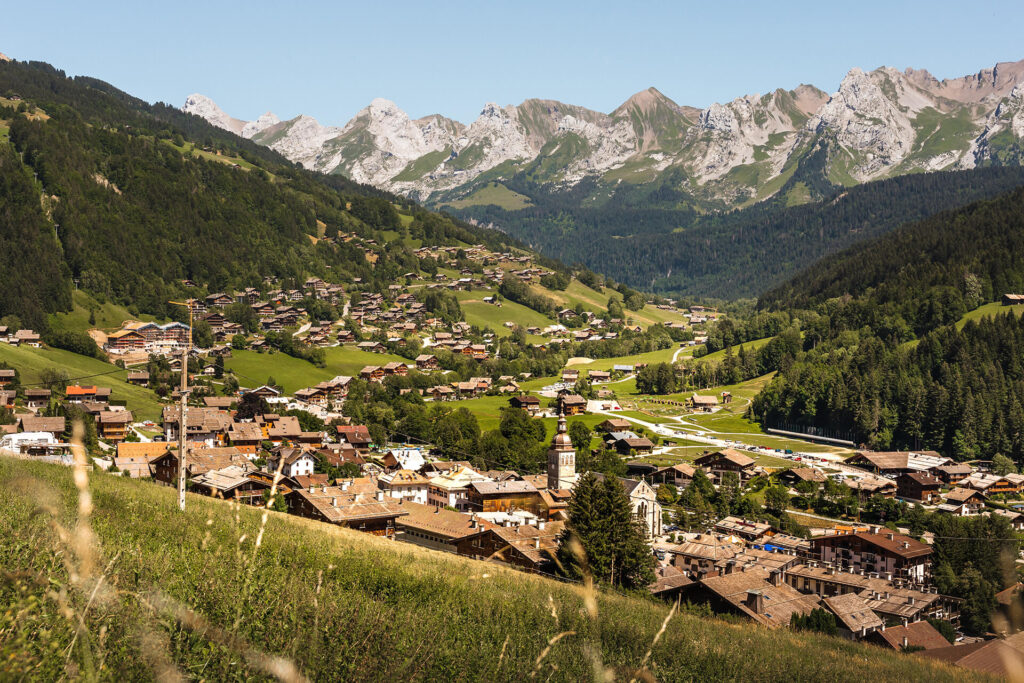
[[9, 27, 1024, 682]]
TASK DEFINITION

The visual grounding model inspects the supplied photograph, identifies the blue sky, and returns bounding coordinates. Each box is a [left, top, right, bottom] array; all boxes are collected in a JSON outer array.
[[3, 0, 1022, 125]]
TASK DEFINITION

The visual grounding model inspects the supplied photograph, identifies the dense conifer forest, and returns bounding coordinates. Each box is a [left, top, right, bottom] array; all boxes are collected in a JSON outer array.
[[750, 187, 1024, 461]]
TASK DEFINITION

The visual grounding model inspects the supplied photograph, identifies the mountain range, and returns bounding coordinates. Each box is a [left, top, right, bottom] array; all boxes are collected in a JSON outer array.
[[184, 59, 1024, 209]]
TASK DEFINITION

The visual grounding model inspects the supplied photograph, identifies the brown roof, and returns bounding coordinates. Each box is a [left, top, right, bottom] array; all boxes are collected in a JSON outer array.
[[657, 463, 697, 478], [157, 447, 250, 476], [944, 487, 986, 503], [847, 452, 910, 470], [812, 530, 932, 560], [116, 442, 175, 459], [932, 463, 973, 475], [521, 473, 549, 490], [268, 416, 302, 439], [695, 449, 755, 468], [162, 406, 232, 433], [395, 501, 492, 540], [918, 636, 1024, 676], [98, 410, 133, 425], [469, 480, 538, 496], [486, 522, 565, 565], [821, 593, 883, 633], [781, 467, 826, 483], [19, 416, 66, 433], [290, 481, 407, 524], [872, 621, 951, 650], [617, 437, 655, 449], [648, 565, 694, 595], [229, 422, 264, 442], [901, 471, 942, 486], [698, 568, 820, 629], [857, 531, 933, 559], [995, 583, 1022, 607]]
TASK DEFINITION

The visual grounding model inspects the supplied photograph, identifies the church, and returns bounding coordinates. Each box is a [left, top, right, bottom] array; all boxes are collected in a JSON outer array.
[[546, 413, 662, 538]]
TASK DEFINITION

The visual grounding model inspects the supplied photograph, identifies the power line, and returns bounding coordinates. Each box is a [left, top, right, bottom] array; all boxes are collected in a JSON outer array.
[[16, 365, 133, 387]]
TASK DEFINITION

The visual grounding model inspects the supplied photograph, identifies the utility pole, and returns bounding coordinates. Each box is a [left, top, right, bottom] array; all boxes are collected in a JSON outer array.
[[170, 300, 194, 511]]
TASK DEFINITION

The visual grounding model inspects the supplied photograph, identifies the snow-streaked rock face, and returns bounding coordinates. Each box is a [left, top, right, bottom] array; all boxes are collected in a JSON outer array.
[[182, 58, 1024, 203]]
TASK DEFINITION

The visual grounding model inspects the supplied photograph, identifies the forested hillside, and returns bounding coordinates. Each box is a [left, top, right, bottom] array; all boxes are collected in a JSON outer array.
[[456, 166, 1024, 299], [760, 186, 1024, 333], [749, 186, 1024, 460], [0, 60, 527, 331]]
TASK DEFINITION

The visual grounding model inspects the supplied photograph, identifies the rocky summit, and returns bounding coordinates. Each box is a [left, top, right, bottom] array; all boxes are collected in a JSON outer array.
[[184, 58, 1024, 208]]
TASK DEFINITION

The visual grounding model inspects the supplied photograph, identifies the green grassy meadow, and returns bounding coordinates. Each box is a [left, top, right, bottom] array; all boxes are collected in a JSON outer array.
[[454, 291, 555, 336], [0, 343, 163, 421], [50, 290, 161, 335], [0, 458, 979, 681], [956, 302, 1024, 329], [225, 346, 411, 394], [442, 182, 534, 210]]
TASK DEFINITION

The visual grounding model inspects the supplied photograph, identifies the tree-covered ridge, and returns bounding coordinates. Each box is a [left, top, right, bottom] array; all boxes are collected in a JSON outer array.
[[0, 59, 529, 330], [752, 313, 1024, 459], [454, 166, 1024, 299], [0, 143, 72, 327], [760, 186, 1024, 334], [746, 185, 1024, 459]]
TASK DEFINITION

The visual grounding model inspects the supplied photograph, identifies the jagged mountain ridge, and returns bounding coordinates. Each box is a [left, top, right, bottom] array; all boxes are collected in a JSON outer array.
[[184, 59, 1024, 207]]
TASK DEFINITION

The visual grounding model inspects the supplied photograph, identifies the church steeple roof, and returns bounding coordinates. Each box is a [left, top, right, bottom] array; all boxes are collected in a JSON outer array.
[[551, 411, 573, 450]]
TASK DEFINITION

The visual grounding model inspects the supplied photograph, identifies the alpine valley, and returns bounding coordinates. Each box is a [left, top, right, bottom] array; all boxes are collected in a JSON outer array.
[[185, 58, 1024, 298]]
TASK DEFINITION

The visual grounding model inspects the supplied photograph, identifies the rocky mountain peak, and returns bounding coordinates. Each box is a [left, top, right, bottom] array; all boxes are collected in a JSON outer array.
[[241, 111, 280, 139], [183, 57, 1024, 204], [699, 102, 738, 133], [182, 93, 247, 136], [367, 97, 404, 117]]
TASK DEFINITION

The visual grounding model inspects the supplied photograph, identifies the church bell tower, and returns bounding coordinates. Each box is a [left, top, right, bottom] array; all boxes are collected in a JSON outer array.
[[547, 413, 577, 491]]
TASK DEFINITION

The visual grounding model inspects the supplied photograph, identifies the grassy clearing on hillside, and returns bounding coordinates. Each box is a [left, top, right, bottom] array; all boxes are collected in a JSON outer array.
[[696, 337, 773, 364], [226, 347, 410, 393], [956, 302, 1024, 329], [162, 139, 265, 174], [527, 281, 689, 330], [0, 458, 979, 681], [903, 302, 1024, 351], [0, 344, 162, 421], [454, 291, 554, 336], [50, 290, 160, 334], [443, 182, 533, 210]]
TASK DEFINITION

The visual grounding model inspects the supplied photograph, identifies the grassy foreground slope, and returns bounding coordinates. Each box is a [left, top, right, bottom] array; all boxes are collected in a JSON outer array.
[[0, 459, 980, 681]]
